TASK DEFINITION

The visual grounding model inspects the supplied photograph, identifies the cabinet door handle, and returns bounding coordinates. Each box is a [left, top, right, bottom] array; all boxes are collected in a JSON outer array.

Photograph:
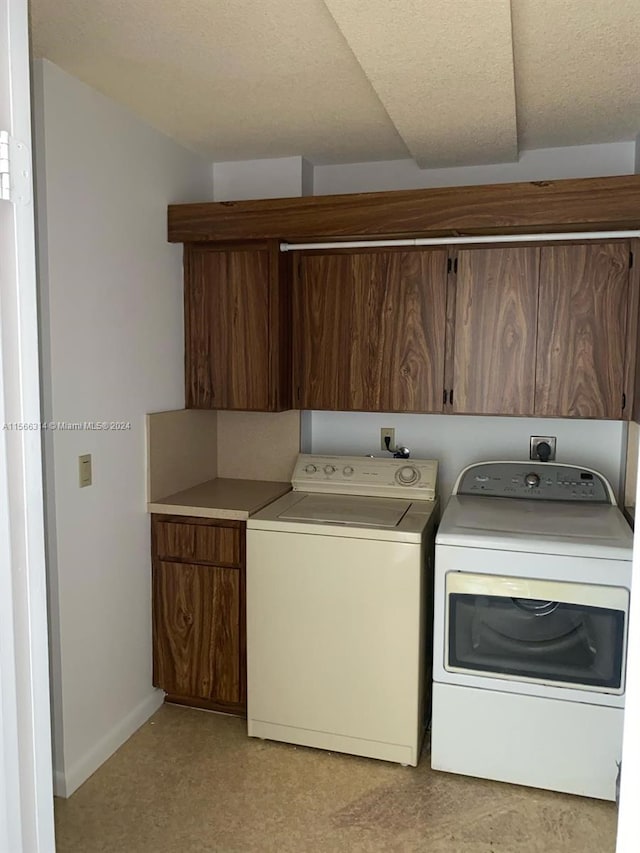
[[443, 388, 448, 405], [449, 389, 454, 405]]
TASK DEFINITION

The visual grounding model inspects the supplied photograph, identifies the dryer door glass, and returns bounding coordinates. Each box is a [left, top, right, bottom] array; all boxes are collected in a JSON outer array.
[[445, 574, 628, 691]]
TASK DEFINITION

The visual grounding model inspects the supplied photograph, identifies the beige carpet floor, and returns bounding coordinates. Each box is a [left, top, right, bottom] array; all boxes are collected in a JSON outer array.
[[54, 703, 617, 853]]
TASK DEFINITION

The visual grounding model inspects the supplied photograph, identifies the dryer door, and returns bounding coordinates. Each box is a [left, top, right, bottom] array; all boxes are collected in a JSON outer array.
[[445, 573, 628, 693]]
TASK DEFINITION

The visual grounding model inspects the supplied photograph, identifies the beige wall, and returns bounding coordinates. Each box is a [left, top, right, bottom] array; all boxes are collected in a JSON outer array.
[[146, 410, 218, 501], [216, 411, 300, 482]]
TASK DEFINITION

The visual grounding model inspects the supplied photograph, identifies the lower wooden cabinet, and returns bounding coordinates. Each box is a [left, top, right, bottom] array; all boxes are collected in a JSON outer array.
[[151, 514, 246, 715]]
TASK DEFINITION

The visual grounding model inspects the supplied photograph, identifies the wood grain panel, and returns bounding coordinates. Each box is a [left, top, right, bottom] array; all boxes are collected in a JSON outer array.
[[452, 248, 539, 415], [169, 175, 640, 243], [627, 240, 640, 422], [153, 561, 241, 706], [184, 243, 290, 411], [294, 253, 355, 410], [295, 249, 447, 412], [184, 245, 213, 407], [154, 520, 240, 566], [271, 248, 293, 412], [357, 251, 447, 412], [535, 243, 630, 419], [443, 251, 458, 406]]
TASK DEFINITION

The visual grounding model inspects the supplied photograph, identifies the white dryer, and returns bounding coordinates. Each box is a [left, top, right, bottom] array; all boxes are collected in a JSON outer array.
[[246, 454, 439, 766], [431, 461, 633, 801]]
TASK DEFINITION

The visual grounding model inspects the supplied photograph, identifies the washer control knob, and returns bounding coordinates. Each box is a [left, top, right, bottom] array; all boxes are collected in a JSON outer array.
[[396, 465, 420, 486], [304, 464, 317, 474], [324, 464, 337, 475], [525, 472, 540, 488], [343, 466, 354, 476]]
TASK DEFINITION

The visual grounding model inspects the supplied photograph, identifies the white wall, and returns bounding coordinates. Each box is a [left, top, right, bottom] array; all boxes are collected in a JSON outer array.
[[213, 155, 313, 200], [306, 412, 626, 503], [313, 142, 636, 195], [32, 60, 213, 796]]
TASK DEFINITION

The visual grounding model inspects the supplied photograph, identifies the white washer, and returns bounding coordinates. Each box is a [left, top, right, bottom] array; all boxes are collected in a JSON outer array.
[[246, 454, 439, 766], [431, 461, 633, 801]]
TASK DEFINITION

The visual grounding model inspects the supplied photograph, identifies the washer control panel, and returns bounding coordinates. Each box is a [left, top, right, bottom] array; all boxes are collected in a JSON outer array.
[[291, 454, 438, 500], [454, 462, 614, 504]]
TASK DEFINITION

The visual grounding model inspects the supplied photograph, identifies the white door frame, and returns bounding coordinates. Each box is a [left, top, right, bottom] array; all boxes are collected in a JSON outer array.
[[0, 1, 55, 850]]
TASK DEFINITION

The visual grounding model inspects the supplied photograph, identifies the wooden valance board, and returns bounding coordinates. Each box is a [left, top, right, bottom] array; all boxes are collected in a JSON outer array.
[[168, 174, 640, 244]]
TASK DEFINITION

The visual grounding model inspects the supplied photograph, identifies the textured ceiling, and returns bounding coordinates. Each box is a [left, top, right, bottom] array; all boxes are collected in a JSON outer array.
[[30, 0, 640, 168], [512, 0, 640, 149], [324, 0, 517, 168]]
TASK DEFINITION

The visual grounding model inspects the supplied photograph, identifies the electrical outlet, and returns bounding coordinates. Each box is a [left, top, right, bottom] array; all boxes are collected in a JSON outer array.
[[380, 427, 395, 452], [530, 436, 557, 462]]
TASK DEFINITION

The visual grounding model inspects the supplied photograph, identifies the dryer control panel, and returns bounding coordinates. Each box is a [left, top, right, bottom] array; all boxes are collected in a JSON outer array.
[[454, 462, 614, 504]]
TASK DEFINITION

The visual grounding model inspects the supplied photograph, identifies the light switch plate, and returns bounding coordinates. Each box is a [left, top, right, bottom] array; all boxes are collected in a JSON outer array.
[[79, 453, 92, 487]]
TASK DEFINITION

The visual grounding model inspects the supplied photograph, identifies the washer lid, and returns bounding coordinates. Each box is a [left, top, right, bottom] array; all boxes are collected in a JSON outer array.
[[278, 494, 411, 528], [437, 495, 633, 559]]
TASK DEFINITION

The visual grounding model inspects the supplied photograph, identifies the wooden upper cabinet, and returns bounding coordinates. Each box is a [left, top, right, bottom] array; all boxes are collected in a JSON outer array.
[[451, 247, 540, 416], [184, 242, 291, 411], [293, 253, 352, 411], [294, 249, 448, 413], [535, 243, 631, 419]]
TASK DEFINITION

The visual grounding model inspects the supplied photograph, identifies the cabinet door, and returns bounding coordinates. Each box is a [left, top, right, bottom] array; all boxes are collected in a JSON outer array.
[[184, 243, 290, 411], [153, 561, 241, 708], [535, 243, 630, 418], [451, 247, 539, 415], [295, 250, 448, 412]]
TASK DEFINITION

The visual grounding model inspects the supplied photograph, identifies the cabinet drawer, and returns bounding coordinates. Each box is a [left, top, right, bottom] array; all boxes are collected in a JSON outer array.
[[154, 519, 241, 566]]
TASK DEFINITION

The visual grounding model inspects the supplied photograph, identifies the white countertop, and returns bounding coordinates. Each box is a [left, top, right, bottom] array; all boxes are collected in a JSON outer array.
[[148, 478, 291, 520]]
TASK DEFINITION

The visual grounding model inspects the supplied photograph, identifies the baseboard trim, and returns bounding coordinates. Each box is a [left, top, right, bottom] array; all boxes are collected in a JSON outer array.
[[53, 689, 164, 798]]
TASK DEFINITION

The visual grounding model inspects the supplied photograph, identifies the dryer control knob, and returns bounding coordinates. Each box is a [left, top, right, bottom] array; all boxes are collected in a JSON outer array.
[[525, 472, 540, 488], [324, 464, 337, 475], [304, 464, 318, 474]]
